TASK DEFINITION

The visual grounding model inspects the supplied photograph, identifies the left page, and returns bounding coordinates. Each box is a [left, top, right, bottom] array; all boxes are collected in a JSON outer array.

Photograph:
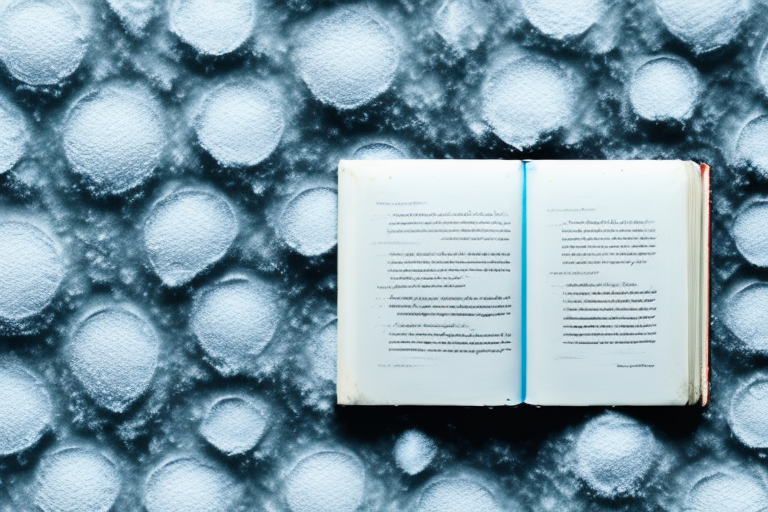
[[337, 160, 523, 405]]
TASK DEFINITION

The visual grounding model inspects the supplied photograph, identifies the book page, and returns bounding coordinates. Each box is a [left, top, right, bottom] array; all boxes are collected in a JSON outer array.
[[337, 160, 523, 405], [525, 160, 698, 405]]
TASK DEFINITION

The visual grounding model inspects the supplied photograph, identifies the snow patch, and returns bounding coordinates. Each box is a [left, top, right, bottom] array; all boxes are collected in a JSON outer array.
[[63, 84, 165, 195], [284, 451, 365, 512], [143, 188, 238, 287], [191, 275, 280, 375], [144, 456, 241, 512], [629, 56, 700, 122], [295, 8, 399, 109], [394, 429, 436, 475], [199, 395, 268, 455], [194, 80, 284, 168], [0, 0, 89, 85], [0, 362, 51, 456], [169, 0, 255, 56], [482, 56, 576, 149], [0, 220, 64, 323], [66, 305, 160, 413], [34, 446, 121, 512], [415, 478, 501, 512], [573, 412, 658, 496], [653, 0, 749, 54], [277, 187, 337, 257], [521, 0, 607, 40], [723, 282, 768, 353]]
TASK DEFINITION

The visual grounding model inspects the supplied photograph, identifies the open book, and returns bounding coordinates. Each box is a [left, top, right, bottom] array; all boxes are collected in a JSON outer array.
[[337, 160, 710, 406]]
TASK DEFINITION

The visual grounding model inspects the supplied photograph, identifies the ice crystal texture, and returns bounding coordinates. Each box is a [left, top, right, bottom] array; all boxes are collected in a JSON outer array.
[[0, 0, 762, 509]]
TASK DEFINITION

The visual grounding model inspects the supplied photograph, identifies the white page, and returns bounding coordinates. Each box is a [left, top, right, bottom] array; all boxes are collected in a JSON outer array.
[[338, 160, 523, 405], [525, 160, 696, 405]]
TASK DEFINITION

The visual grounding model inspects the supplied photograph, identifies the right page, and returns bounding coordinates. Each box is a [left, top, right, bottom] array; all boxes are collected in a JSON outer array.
[[525, 160, 701, 406]]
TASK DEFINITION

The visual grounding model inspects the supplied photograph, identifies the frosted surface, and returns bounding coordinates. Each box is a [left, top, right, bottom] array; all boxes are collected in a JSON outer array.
[[309, 320, 337, 382], [295, 8, 399, 109], [729, 377, 768, 448], [199, 395, 268, 455], [284, 451, 365, 512], [0, 362, 51, 456], [521, 0, 606, 40], [191, 275, 279, 375], [106, 0, 155, 35], [723, 283, 768, 353], [0, 221, 64, 322], [144, 456, 241, 512], [63, 85, 165, 195], [685, 471, 768, 512], [415, 478, 501, 512], [434, 0, 493, 52], [482, 57, 574, 149], [143, 189, 238, 287], [0, 0, 88, 85], [0, 0, 762, 509], [169, 0, 255, 56], [67, 306, 159, 412], [34, 446, 121, 512], [0, 99, 27, 174], [573, 412, 658, 496], [194, 81, 284, 168], [278, 187, 338, 257], [732, 201, 768, 266], [394, 429, 436, 475], [653, 0, 748, 54], [736, 116, 768, 178], [629, 57, 700, 122]]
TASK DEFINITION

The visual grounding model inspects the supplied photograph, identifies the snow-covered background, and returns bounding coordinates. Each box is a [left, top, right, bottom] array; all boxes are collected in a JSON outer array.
[[0, 0, 765, 510]]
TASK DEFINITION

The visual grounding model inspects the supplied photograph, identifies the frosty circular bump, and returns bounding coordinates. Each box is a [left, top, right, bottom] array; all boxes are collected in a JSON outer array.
[[723, 283, 768, 353], [653, 0, 748, 54], [737, 117, 768, 178], [520, 0, 606, 40], [34, 446, 121, 512], [169, 0, 255, 56], [352, 142, 406, 160], [483, 57, 575, 149], [686, 471, 768, 512], [0, 362, 51, 456], [295, 8, 399, 109], [278, 187, 337, 257], [309, 320, 337, 382], [192, 276, 279, 375], [200, 396, 268, 455], [394, 429, 437, 475], [67, 306, 159, 413], [0, 0, 88, 85], [144, 456, 241, 512], [733, 201, 768, 267], [629, 57, 700, 122], [415, 478, 501, 512], [143, 188, 238, 287], [63, 85, 165, 194], [573, 412, 658, 496], [0, 99, 28, 174], [284, 451, 365, 512], [0, 221, 64, 322], [195, 81, 284, 167], [730, 378, 768, 448]]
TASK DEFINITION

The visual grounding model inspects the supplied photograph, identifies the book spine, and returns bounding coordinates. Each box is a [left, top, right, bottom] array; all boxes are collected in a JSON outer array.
[[700, 163, 711, 406]]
